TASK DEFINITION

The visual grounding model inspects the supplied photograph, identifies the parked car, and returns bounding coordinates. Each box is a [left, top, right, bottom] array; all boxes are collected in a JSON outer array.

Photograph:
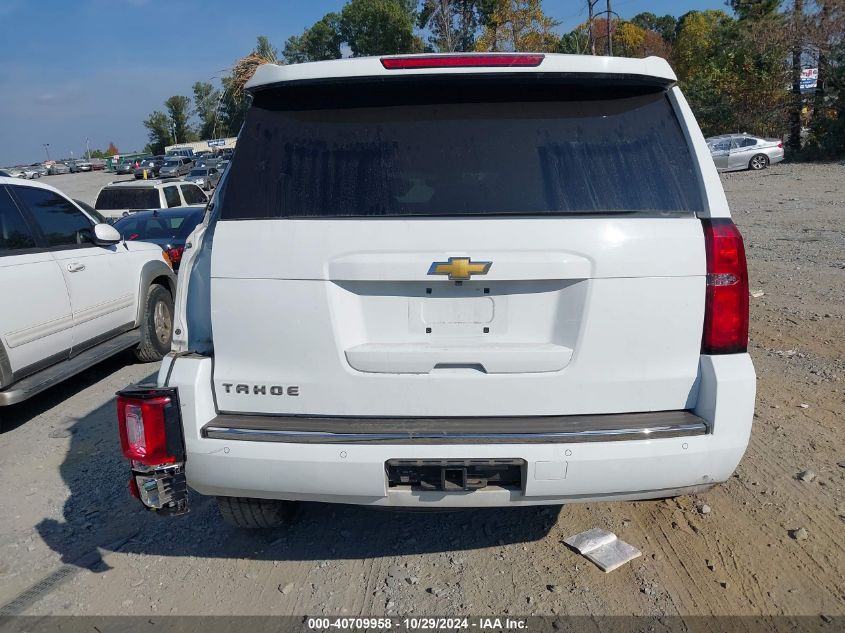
[[89, 159, 105, 171], [186, 167, 220, 190], [706, 134, 784, 172], [159, 157, 194, 178], [0, 176, 176, 406], [4, 168, 24, 178], [47, 162, 70, 175], [165, 148, 195, 160], [22, 166, 45, 179], [0, 170, 9, 177], [115, 53, 755, 525], [76, 160, 93, 172], [116, 158, 142, 175], [93, 179, 207, 219], [134, 157, 165, 179], [113, 207, 205, 270]]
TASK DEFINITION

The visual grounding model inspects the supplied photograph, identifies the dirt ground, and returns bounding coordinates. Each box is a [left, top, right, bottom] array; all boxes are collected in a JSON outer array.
[[0, 163, 842, 619]]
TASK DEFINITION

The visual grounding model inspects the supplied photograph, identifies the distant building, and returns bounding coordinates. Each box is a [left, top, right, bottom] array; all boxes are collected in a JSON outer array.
[[164, 137, 237, 154]]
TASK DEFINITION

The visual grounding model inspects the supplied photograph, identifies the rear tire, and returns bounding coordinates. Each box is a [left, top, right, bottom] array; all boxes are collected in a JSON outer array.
[[134, 284, 173, 362], [217, 496, 299, 529], [749, 154, 769, 170]]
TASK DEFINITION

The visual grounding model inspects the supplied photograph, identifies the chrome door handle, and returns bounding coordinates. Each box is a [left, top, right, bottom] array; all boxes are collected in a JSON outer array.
[[67, 263, 86, 273]]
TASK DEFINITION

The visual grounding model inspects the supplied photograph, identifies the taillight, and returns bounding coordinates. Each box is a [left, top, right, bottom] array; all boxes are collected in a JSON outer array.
[[777, 142, 783, 149], [381, 54, 544, 70], [116, 389, 182, 466], [167, 246, 184, 266], [701, 219, 749, 354]]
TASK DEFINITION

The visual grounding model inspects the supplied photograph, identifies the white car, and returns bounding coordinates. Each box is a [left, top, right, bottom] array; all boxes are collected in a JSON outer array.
[[0, 177, 176, 406], [706, 134, 785, 172], [93, 180, 208, 220], [115, 53, 756, 525]]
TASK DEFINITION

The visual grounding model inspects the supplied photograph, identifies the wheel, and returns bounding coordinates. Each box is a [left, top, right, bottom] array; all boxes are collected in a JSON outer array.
[[134, 284, 173, 362], [217, 496, 299, 529], [749, 154, 769, 170]]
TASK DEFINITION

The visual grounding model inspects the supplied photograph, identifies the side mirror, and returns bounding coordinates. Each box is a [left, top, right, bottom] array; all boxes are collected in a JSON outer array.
[[93, 223, 122, 246]]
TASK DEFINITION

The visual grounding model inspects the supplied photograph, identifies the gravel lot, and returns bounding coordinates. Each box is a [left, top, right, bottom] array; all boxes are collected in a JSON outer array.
[[0, 164, 843, 618]]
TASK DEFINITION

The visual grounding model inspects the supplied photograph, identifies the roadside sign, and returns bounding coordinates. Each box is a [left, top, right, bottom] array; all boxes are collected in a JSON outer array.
[[800, 68, 818, 93], [207, 139, 226, 147]]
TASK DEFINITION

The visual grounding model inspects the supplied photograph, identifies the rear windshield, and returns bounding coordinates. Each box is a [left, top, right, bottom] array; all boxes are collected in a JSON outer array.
[[114, 210, 203, 240], [189, 169, 207, 176], [95, 187, 159, 210], [219, 77, 703, 219]]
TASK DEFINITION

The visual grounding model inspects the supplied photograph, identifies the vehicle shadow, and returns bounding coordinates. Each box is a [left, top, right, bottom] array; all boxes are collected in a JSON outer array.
[[33, 388, 559, 571], [0, 350, 146, 434]]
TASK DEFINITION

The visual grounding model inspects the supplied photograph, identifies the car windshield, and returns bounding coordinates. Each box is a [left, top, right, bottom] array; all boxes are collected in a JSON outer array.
[[221, 77, 704, 219], [189, 169, 207, 176], [163, 160, 179, 167], [114, 210, 203, 241], [95, 187, 160, 210]]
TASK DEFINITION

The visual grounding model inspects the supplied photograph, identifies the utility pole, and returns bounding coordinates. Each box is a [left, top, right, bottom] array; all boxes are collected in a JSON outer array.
[[43, 143, 50, 161], [587, 0, 598, 55], [606, 0, 612, 56], [85, 137, 91, 160]]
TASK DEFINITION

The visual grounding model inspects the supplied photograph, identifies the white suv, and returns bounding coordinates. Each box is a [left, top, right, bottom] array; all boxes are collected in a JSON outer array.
[[0, 177, 176, 406], [116, 54, 755, 526], [93, 179, 208, 220]]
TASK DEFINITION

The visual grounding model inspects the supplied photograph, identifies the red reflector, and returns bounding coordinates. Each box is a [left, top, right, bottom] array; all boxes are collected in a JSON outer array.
[[701, 219, 749, 355], [381, 54, 544, 70], [167, 246, 184, 266], [117, 395, 175, 466], [777, 142, 783, 149], [128, 477, 140, 499]]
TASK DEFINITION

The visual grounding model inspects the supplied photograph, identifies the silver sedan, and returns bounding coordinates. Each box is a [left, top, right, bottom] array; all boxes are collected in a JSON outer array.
[[707, 134, 784, 172]]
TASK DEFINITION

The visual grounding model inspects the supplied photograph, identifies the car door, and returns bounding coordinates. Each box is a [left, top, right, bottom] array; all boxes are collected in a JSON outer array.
[[0, 186, 73, 384], [12, 185, 135, 355], [728, 136, 750, 170], [709, 138, 730, 170]]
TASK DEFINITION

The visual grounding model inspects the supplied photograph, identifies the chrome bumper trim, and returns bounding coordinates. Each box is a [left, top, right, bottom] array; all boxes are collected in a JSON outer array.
[[203, 412, 708, 444]]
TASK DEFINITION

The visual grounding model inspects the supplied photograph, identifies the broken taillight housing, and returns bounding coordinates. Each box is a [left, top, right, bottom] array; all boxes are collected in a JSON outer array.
[[701, 219, 749, 354], [116, 387, 184, 466]]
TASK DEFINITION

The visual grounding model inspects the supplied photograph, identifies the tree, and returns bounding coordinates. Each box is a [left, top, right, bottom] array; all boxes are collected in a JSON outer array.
[[418, 0, 483, 52], [106, 143, 119, 156], [142, 111, 171, 155], [283, 13, 343, 62], [218, 75, 249, 137], [630, 12, 677, 42], [192, 81, 221, 140], [730, 0, 781, 21], [340, 0, 422, 56], [230, 35, 281, 99], [164, 95, 195, 144], [475, 0, 559, 52]]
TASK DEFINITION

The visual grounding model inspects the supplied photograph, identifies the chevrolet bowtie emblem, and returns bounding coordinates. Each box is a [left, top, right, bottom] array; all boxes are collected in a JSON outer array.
[[428, 257, 492, 281]]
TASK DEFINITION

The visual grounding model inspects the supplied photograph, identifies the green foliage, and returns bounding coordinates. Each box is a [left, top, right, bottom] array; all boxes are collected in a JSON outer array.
[[730, 0, 782, 21], [418, 0, 482, 52], [475, 0, 559, 52], [283, 13, 343, 62], [803, 41, 845, 158], [142, 112, 171, 155], [164, 95, 196, 144], [339, 0, 422, 56], [630, 12, 677, 42], [193, 81, 222, 140]]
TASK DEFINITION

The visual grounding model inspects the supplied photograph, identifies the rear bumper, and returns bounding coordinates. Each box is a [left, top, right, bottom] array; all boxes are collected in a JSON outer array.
[[160, 353, 755, 507]]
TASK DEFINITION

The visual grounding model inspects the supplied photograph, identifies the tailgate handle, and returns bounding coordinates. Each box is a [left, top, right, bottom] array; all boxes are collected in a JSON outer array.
[[345, 342, 572, 374]]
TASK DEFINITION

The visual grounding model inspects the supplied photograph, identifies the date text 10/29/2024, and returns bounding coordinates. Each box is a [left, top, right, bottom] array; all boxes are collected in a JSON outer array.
[[307, 618, 528, 630]]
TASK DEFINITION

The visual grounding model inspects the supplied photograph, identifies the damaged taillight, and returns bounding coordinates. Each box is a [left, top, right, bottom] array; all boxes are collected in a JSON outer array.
[[701, 219, 749, 355], [116, 387, 183, 466]]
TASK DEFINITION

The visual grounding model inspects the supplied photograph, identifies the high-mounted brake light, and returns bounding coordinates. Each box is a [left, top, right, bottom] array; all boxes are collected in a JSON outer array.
[[117, 391, 180, 466], [701, 219, 749, 355], [381, 54, 544, 70]]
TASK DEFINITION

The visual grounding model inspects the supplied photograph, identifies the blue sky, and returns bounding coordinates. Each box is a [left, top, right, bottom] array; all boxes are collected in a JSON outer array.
[[0, 0, 722, 166]]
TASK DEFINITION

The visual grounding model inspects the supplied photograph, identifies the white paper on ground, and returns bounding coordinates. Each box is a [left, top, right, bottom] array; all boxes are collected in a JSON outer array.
[[562, 528, 617, 554], [583, 538, 642, 573]]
